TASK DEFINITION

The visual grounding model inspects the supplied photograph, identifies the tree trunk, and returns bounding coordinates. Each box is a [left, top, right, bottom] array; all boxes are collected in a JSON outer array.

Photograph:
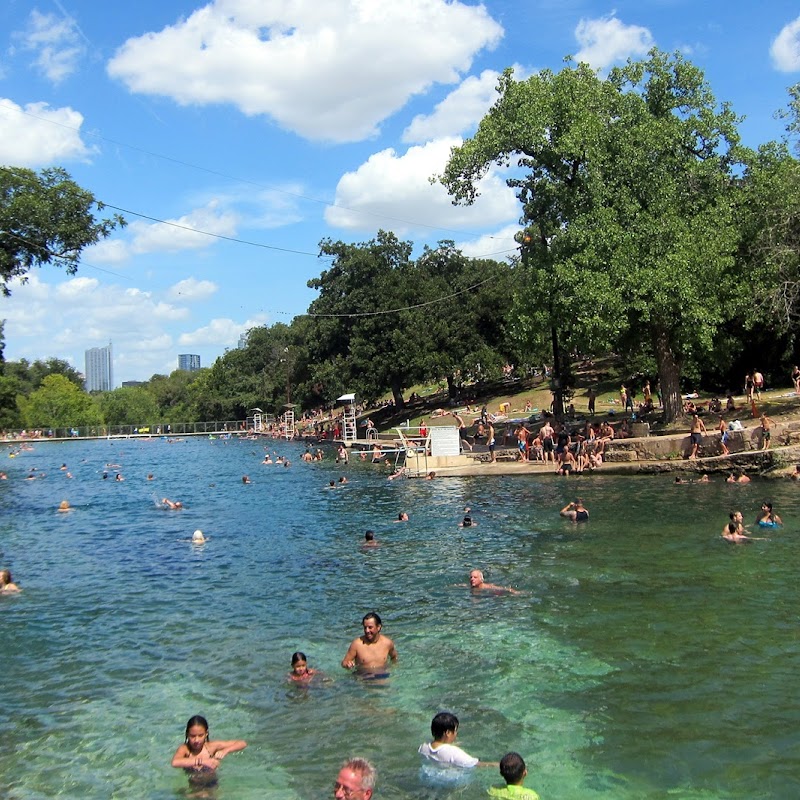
[[651, 324, 682, 423], [391, 383, 405, 410], [446, 374, 458, 402], [550, 325, 565, 419]]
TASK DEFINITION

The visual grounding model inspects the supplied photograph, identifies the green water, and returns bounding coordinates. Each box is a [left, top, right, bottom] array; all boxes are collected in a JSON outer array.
[[1, 438, 798, 798]]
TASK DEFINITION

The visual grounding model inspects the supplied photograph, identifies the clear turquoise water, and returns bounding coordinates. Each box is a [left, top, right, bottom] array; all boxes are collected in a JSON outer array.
[[1, 438, 798, 799]]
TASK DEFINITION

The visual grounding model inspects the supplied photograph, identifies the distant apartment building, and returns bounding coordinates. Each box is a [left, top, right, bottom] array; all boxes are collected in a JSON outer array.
[[85, 343, 113, 392], [178, 353, 201, 372], [238, 332, 248, 349], [121, 380, 145, 388]]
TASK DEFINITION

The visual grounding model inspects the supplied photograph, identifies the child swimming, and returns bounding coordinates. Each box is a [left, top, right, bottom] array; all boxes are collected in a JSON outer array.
[[171, 715, 246, 787], [288, 651, 319, 682]]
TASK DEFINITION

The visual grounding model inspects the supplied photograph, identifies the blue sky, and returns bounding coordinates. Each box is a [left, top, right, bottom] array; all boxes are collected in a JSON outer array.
[[2, 0, 800, 385]]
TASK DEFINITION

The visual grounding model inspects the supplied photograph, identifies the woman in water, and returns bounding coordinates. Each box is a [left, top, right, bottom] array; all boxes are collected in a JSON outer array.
[[171, 715, 246, 787], [0, 569, 21, 593]]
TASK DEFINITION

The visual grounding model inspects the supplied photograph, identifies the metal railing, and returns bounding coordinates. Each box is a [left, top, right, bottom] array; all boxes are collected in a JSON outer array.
[[1, 420, 249, 441]]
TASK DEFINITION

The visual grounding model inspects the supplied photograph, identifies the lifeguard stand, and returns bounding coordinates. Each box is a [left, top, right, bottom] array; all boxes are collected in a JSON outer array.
[[248, 407, 264, 433], [337, 393, 358, 445], [281, 403, 296, 440]]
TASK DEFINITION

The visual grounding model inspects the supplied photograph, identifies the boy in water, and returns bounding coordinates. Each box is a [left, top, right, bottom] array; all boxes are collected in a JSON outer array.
[[418, 712, 495, 768], [488, 752, 541, 799]]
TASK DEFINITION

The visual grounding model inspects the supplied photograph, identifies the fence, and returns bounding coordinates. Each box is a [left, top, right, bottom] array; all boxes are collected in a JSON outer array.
[[2, 420, 254, 441]]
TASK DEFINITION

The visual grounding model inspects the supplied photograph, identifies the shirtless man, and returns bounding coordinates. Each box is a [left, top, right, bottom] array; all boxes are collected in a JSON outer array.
[[760, 414, 772, 450], [341, 612, 398, 670], [468, 569, 520, 594], [721, 510, 747, 537], [540, 419, 555, 462], [687, 413, 706, 459], [451, 412, 473, 451]]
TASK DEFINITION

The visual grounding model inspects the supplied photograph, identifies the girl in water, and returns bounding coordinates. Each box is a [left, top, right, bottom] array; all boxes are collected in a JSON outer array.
[[171, 715, 246, 787], [288, 651, 319, 682]]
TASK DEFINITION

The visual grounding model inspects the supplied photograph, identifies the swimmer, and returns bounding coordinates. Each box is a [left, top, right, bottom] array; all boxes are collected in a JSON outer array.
[[192, 529, 206, 544], [722, 510, 748, 537], [288, 651, 320, 682], [426, 471, 436, 479], [0, 569, 21, 593], [115, 473, 124, 482], [560, 499, 589, 522], [59, 463, 67, 470], [726, 471, 750, 484], [328, 480, 337, 489], [467, 569, 520, 594], [242, 475, 251, 484], [0, 471, 7, 480], [395, 512, 409, 522], [171, 715, 247, 786], [387, 467, 407, 480], [339, 476, 348, 484], [757, 501, 782, 527], [362, 530, 379, 547], [147, 474, 154, 480], [341, 612, 398, 671], [722, 522, 752, 543], [459, 514, 476, 527], [57, 500, 72, 513], [262, 455, 273, 464], [161, 497, 183, 510]]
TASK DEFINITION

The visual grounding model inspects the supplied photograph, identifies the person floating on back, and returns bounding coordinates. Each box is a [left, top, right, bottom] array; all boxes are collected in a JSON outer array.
[[488, 751, 541, 799]]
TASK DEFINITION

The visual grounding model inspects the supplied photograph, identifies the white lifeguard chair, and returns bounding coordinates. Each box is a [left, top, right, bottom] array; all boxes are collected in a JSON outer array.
[[337, 393, 358, 445], [282, 403, 296, 440], [249, 407, 264, 433]]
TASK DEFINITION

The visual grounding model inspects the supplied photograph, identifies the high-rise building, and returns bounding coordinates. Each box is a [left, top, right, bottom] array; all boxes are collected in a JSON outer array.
[[238, 332, 248, 349], [178, 353, 201, 372], [85, 343, 113, 392]]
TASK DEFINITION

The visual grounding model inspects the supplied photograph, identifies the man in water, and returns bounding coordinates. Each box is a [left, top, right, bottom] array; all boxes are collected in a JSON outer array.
[[341, 612, 398, 670], [468, 569, 520, 594], [333, 757, 376, 800]]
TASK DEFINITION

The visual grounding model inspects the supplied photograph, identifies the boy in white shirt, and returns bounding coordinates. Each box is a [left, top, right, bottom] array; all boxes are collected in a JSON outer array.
[[418, 712, 494, 769]]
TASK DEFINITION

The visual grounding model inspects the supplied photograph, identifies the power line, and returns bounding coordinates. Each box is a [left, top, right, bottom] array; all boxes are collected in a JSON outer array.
[[0, 100, 518, 242]]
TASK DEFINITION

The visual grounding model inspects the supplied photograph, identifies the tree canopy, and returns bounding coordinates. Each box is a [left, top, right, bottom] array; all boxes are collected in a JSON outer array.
[[440, 50, 747, 421], [0, 166, 125, 296]]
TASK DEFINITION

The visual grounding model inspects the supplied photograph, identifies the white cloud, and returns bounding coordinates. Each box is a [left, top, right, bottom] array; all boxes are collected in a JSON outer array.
[[771, 16, 800, 72], [17, 10, 86, 83], [130, 201, 239, 254], [403, 69, 504, 143], [0, 99, 93, 166], [455, 224, 521, 260], [573, 15, 654, 71], [167, 278, 219, 302], [107, 0, 503, 143], [325, 137, 518, 234], [178, 315, 268, 347], [89, 201, 239, 263], [0, 274, 200, 382]]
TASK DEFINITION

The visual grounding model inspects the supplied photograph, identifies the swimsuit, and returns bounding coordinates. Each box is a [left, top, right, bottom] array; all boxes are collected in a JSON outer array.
[[575, 510, 589, 522]]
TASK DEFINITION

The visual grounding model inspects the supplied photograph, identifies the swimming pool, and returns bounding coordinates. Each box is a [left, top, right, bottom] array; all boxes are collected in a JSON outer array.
[[1, 437, 798, 798]]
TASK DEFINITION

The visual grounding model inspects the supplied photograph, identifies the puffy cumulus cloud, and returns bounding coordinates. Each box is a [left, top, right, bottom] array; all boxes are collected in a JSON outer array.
[[130, 201, 239, 254], [325, 138, 518, 234], [771, 16, 800, 72], [107, 0, 503, 142], [167, 278, 219, 302], [16, 10, 86, 83], [403, 69, 504, 143], [573, 15, 654, 71], [0, 99, 93, 166], [455, 223, 521, 261], [0, 274, 199, 382], [178, 314, 268, 347], [90, 201, 239, 263]]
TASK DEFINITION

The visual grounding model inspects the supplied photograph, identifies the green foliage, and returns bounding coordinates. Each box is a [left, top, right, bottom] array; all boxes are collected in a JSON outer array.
[[96, 386, 161, 426], [440, 49, 746, 421], [17, 374, 102, 429], [0, 166, 125, 295]]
